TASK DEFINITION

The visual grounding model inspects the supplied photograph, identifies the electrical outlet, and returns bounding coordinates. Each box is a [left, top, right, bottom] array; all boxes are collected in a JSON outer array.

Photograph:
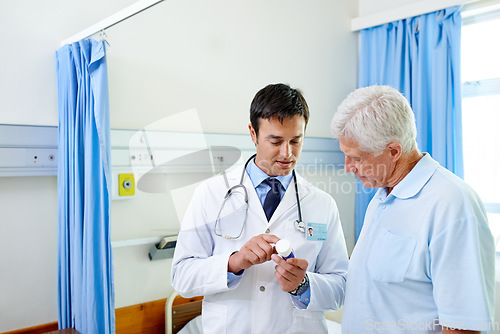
[[25, 149, 58, 167]]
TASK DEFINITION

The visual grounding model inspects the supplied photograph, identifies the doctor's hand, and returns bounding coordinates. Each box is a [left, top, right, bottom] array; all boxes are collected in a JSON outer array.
[[271, 254, 308, 293], [227, 234, 280, 274]]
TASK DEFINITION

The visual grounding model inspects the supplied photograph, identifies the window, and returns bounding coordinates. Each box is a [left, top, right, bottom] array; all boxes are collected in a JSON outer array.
[[462, 4, 500, 251]]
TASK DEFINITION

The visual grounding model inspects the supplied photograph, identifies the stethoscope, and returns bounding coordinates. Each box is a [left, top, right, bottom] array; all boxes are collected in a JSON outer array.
[[214, 154, 304, 239]]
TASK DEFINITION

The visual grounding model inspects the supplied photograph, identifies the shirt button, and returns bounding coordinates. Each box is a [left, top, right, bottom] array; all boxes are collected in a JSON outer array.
[[260, 286, 265, 292], [382, 205, 386, 209], [265, 229, 270, 233]]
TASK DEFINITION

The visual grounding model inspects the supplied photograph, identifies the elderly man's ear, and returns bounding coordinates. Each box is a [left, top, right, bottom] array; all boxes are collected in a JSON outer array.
[[387, 142, 403, 161]]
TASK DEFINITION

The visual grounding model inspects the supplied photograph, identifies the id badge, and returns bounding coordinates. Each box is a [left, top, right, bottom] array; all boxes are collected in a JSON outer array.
[[306, 222, 327, 241]]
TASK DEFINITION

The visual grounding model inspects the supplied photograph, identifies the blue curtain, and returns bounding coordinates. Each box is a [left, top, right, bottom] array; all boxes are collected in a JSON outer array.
[[55, 39, 115, 333], [355, 7, 463, 240]]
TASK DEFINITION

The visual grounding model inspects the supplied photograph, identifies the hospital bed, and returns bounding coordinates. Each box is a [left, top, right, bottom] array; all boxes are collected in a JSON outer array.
[[165, 290, 342, 334]]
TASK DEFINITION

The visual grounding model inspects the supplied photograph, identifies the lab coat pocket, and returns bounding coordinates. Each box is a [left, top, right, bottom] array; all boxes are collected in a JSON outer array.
[[367, 229, 416, 283], [291, 309, 327, 334], [201, 299, 227, 334]]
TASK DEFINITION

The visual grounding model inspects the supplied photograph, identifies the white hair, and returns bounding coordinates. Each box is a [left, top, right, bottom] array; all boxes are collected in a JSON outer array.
[[331, 85, 417, 154]]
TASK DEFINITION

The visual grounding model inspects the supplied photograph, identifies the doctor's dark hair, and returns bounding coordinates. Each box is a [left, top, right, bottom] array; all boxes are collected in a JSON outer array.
[[250, 83, 309, 135]]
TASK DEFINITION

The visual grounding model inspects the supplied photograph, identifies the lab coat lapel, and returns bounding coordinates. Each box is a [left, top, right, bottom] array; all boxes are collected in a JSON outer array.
[[222, 166, 242, 189], [241, 169, 269, 224]]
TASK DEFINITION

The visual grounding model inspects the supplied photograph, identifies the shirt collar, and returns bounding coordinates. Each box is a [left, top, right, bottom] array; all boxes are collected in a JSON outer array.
[[388, 153, 440, 199], [245, 157, 293, 190]]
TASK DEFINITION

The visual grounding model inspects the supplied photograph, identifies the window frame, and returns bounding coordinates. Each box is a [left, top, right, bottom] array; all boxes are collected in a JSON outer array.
[[461, 4, 500, 249]]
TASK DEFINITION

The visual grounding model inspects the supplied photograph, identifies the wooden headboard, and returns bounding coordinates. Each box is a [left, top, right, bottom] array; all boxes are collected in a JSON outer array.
[[165, 291, 203, 334]]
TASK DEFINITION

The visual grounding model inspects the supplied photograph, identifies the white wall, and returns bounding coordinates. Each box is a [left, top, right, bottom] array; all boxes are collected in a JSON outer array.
[[0, 0, 138, 127], [358, 0, 417, 16], [0, 0, 358, 331], [0, 177, 58, 329], [105, 0, 358, 137]]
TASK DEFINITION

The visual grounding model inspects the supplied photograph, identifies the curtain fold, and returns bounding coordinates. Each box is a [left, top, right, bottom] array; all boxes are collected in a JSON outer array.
[[355, 6, 463, 240], [55, 39, 115, 334]]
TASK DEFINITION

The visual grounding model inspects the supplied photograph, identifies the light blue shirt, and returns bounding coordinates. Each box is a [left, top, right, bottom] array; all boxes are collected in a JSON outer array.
[[227, 158, 311, 306], [341, 154, 495, 333], [245, 157, 293, 205]]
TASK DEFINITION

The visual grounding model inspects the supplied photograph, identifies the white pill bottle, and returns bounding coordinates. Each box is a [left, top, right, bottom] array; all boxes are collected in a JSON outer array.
[[276, 239, 295, 260]]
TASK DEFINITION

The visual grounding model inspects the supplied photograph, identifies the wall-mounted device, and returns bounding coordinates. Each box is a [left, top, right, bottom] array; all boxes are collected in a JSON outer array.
[[0, 124, 58, 177], [148, 235, 177, 261], [0, 124, 345, 178], [111, 172, 137, 200], [118, 173, 135, 196]]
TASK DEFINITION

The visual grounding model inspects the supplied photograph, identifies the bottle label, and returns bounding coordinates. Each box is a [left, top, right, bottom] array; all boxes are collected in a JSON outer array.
[[282, 251, 295, 260]]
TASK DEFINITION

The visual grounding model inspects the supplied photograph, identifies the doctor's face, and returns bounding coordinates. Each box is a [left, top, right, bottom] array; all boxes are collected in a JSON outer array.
[[249, 115, 305, 177]]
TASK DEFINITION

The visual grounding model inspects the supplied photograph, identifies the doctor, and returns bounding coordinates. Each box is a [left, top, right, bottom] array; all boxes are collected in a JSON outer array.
[[171, 83, 348, 334]]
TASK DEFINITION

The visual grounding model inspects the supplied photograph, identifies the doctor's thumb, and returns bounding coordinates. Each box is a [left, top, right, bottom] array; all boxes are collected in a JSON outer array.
[[261, 234, 280, 245]]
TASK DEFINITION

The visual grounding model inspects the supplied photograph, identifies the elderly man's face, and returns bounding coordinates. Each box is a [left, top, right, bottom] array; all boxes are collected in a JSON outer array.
[[338, 136, 396, 189]]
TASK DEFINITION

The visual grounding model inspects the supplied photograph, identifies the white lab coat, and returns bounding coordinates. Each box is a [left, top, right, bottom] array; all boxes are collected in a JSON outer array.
[[171, 165, 348, 334]]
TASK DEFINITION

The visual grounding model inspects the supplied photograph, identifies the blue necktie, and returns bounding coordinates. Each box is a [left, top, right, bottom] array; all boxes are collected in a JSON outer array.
[[263, 178, 281, 221]]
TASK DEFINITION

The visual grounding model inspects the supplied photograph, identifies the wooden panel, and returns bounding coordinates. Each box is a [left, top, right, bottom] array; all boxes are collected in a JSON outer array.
[[3, 296, 204, 334], [46, 329, 80, 334], [171, 295, 203, 307], [2, 322, 59, 334], [171, 299, 202, 334], [114, 298, 167, 334]]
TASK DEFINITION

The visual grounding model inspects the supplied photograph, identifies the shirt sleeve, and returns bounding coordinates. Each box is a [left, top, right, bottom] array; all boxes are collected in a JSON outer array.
[[290, 286, 311, 308], [226, 270, 244, 288], [430, 216, 495, 330]]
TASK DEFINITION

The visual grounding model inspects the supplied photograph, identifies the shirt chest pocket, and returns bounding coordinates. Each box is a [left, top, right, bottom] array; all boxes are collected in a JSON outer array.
[[367, 229, 416, 283]]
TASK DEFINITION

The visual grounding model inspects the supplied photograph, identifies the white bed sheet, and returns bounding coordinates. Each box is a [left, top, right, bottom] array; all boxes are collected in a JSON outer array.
[[177, 315, 342, 334], [326, 319, 342, 333], [177, 316, 202, 334]]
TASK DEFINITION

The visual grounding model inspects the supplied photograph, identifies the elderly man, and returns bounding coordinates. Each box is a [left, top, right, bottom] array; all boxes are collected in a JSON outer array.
[[331, 85, 495, 333]]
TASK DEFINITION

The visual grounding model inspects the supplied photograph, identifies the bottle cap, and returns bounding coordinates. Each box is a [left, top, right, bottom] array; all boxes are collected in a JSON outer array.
[[276, 239, 292, 258]]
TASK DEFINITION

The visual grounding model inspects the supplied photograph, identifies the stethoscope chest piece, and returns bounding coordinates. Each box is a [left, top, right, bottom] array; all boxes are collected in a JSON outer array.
[[295, 220, 305, 233]]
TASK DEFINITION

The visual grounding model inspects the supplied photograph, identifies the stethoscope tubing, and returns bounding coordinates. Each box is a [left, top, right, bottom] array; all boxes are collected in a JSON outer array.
[[215, 154, 303, 239]]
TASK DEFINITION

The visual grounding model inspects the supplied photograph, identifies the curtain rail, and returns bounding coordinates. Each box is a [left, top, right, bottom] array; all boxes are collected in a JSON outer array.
[[351, 0, 477, 31], [60, 0, 164, 46]]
